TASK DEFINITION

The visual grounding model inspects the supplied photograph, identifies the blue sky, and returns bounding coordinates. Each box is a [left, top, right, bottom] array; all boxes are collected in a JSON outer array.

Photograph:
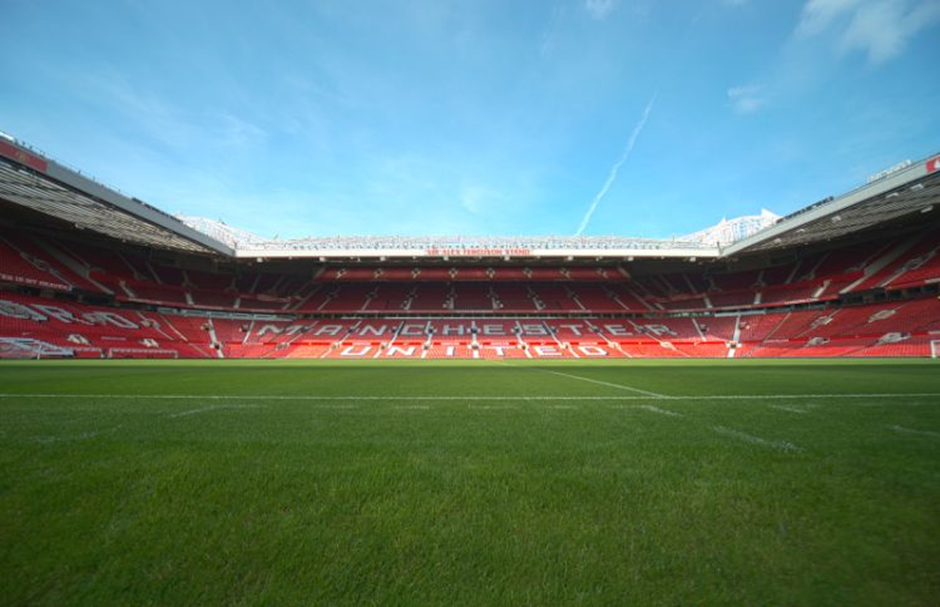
[[2, 0, 939, 239]]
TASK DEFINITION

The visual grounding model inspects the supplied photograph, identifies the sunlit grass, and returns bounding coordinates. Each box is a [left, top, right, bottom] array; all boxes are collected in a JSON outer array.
[[1, 359, 938, 604]]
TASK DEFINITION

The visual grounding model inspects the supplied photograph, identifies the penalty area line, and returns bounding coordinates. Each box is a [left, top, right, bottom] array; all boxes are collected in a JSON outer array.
[[495, 362, 666, 398], [169, 405, 261, 418], [713, 426, 802, 453]]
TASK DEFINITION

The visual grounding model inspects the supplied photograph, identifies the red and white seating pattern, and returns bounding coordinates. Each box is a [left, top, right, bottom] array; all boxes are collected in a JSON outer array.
[[3, 289, 937, 359], [2, 223, 940, 358], [3, 225, 940, 316]]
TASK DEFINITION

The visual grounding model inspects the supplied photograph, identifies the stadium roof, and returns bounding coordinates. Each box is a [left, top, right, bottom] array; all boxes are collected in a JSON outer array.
[[1, 133, 937, 262], [725, 154, 940, 256], [0, 137, 233, 256]]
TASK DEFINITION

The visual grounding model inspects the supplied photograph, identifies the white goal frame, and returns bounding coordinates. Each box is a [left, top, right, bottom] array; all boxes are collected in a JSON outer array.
[[931, 340, 940, 359]]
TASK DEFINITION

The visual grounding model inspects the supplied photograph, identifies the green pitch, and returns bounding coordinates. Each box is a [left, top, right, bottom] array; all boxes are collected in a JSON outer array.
[[1, 359, 939, 605]]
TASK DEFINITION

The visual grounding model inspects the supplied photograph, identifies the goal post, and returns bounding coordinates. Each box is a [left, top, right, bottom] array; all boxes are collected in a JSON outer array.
[[931, 340, 940, 359]]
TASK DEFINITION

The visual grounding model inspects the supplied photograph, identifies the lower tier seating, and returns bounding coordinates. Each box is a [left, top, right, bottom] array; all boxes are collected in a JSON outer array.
[[2, 289, 937, 359]]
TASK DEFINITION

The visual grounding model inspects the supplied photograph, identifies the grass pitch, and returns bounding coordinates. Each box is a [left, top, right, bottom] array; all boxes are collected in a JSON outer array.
[[1, 359, 939, 605]]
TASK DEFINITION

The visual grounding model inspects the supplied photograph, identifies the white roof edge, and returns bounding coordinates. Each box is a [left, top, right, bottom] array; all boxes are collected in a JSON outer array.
[[0, 138, 234, 256], [723, 152, 939, 256], [234, 247, 722, 260]]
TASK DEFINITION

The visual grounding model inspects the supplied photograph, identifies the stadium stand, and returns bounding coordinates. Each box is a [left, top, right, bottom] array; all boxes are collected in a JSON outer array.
[[2, 209, 939, 359], [1, 137, 939, 359]]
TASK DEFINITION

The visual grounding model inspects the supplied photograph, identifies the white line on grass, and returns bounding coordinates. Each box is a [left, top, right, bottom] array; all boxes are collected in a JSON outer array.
[[638, 405, 682, 417], [393, 405, 431, 410], [169, 405, 261, 418], [769, 405, 808, 414], [32, 424, 124, 444], [888, 425, 940, 438], [674, 393, 940, 401], [3, 393, 939, 402], [609, 404, 682, 417], [518, 367, 667, 398], [713, 426, 801, 452]]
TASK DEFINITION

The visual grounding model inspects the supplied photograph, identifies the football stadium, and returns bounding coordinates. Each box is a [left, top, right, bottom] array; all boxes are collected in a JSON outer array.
[[2, 140, 940, 361], [3, 1, 940, 604]]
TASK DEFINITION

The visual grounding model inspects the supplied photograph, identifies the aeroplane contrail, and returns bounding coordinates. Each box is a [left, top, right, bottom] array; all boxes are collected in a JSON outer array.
[[575, 94, 657, 236]]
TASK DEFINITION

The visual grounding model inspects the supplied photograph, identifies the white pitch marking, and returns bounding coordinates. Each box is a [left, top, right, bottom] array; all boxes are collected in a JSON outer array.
[[32, 424, 124, 443], [523, 368, 666, 398], [769, 405, 807, 414], [394, 405, 430, 410], [609, 404, 682, 416], [549, 405, 578, 410], [469, 405, 518, 410], [169, 405, 260, 418], [2, 393, 940, 402], [713, 426, 801, 452], [888, 425, 940, 438], [638, 405, 682, 417]]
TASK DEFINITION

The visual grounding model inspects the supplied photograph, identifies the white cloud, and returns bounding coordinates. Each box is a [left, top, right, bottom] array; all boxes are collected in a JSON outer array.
[[584, 0, 618, 20], [797, 0, 940, 64], [727, 84, 767, 114]]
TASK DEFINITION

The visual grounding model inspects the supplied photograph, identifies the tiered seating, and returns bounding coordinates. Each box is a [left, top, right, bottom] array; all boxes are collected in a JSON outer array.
[[571, 284, 618, 312], [760, 281, 820, 305], [363, 284, 410, 311], [711, 269, 760, 292], [187, 270, 233, 291], [853, 335, 934, 357], [3, 285, 936, 358], [151, 264, 185, 286], [11, 235, 107, 293], [129, 283, 189, 306], [492, 285, 536, 312], [3, 219, 940, 358], [160, 315, 210, 344], [13, 223, 938, 316], [191, 291, 236, 308], [320, 285, 372, 312], [708, 291, 755, 309], [283, 344, 334, 358], [532, 285, 579, 311], [428, 320, 471, 344], [310, 265, 624, 282], [409, 284, 449, 311], [0, 291, 203, 358], [454, 284, 494, 311], [476, 345, 531, 359], [694, 316, 737, 342], [890, 251, 940, 288], [212, 318, 250, 344], [0, 238, 72, 291]]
